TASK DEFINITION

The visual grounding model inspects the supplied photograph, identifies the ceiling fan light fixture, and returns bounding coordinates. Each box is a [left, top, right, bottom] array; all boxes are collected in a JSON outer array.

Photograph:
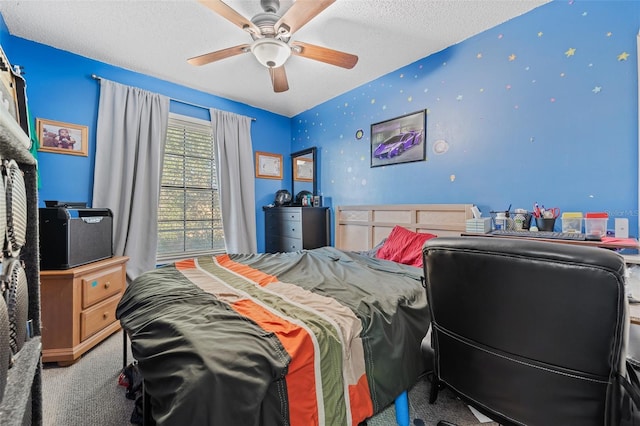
[[251, 38, 291, 68]]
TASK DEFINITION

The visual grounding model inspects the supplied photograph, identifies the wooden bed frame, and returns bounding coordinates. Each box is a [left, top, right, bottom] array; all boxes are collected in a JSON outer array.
[[334, 203, 474, 251]]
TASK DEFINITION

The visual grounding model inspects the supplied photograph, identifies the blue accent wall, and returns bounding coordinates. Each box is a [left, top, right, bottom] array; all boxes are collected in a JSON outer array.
[[0, 11, 8, 43], [292, 0, 640, 239], [2, 31, 291, 252], [2, 0, 639, 251]]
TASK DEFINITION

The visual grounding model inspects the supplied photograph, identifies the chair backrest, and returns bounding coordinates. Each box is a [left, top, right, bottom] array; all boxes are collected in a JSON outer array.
[[423, 236, 629, 426]]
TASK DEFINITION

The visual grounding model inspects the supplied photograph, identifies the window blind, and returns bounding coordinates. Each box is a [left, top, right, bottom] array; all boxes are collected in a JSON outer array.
[[157, 114, 224, 262]]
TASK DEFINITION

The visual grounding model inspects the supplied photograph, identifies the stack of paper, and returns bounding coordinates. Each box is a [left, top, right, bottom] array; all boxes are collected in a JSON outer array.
[[466, 218, 491, 234]]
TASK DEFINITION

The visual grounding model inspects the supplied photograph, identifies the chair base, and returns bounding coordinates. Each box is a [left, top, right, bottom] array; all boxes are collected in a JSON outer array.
[[428, 374, 444, 404]]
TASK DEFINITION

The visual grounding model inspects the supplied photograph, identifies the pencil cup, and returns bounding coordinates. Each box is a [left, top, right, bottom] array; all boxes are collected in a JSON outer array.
[[535, 217, 555, 232], [514, 213, 532, 230]]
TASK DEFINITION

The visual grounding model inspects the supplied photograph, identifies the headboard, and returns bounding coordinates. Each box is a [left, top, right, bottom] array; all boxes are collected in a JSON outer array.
[[335, 203, 474, 252]]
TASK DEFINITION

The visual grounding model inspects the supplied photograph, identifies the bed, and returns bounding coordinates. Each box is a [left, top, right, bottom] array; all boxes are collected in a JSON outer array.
[[116, 203, 473, 426]]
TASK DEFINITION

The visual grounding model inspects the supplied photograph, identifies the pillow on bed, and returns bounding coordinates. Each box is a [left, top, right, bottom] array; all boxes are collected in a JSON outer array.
[[376, 225, 437, 267]]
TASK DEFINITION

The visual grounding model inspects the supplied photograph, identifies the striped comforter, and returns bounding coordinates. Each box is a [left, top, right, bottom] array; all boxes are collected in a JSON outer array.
[[116, 247, 430, 426]]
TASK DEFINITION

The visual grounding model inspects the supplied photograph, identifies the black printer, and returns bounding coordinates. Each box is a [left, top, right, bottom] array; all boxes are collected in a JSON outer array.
[[39, 202, 113, 269]]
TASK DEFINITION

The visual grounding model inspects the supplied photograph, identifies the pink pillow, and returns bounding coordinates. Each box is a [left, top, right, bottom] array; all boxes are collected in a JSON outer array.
[[376, 225, 437, 267]]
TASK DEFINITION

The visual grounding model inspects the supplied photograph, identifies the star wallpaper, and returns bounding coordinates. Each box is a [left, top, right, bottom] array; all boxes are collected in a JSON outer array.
[[291, 0, 639, 237]]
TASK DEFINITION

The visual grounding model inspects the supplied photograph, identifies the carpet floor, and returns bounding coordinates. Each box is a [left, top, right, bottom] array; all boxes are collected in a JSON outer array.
[[42, 331, 134, 426], [42, 331, 498, 426]]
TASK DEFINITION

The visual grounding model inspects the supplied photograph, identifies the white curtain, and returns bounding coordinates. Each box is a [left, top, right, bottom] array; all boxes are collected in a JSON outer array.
[[93, 80, 169, 281], [210, 108, 257, 253]]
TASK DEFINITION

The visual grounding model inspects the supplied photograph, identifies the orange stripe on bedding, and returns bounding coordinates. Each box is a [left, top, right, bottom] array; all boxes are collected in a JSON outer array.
[[216, 254, 279, 286], [216, 254, 374, 425], [175, 258, 196, 269], [232, 298, 319, 426], [349, 374, 374, 424]]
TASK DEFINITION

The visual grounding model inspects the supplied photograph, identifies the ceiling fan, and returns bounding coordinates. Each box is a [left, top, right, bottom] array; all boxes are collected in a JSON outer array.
[[188, 0, 358, 93]]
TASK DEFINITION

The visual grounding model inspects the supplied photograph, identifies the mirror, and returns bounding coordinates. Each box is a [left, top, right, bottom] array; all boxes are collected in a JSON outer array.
[[291, 147, 316, 205]]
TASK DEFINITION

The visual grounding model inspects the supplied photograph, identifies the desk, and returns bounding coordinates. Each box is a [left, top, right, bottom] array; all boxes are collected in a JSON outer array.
[[461, 232, 639, 250]]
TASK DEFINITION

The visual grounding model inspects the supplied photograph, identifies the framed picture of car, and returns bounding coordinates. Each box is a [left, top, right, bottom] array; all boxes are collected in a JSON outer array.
[[370, 109, 426, 167]]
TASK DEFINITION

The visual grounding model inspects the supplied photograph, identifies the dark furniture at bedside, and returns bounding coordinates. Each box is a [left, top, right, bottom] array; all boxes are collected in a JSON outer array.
[[264, 206, 329, 253]]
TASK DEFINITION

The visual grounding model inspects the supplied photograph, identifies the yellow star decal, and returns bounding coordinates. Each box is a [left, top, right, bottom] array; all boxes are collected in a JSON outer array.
[[618, 51, 630, 61], [565, 48, 576, 57], [508, 53, 516, 61]]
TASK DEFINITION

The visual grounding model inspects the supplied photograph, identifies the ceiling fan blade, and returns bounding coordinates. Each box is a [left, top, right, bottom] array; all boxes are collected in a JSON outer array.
[[275, 0, 335, 36], [187, 44, 250, 66], [197, 0, 260, 35], [269, 66, 289, 93], [291, 41, 358, 69]]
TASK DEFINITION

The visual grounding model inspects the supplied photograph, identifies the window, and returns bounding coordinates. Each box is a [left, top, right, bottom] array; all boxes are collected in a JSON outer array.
[[157, 113, 224, 262]]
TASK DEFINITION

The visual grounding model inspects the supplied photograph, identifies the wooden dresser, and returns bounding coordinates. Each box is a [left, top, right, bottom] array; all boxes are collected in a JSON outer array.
[[265, 206, 329, 253], [40, 256, 128, 366]]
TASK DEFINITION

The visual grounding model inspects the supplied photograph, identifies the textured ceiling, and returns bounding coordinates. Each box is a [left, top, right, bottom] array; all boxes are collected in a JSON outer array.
[[0, 0, 549, 117]]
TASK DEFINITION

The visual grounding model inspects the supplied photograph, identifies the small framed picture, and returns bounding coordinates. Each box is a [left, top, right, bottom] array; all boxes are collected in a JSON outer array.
[[36, 118, 89, 156], [255, 151, 283, 180], [293, 157, 313, 182]]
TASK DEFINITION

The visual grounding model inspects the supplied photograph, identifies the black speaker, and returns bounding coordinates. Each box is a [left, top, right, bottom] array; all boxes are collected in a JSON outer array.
[[3, 159, 26, 258], [0, 294, 10, 402], [3, 258, 28, 355]]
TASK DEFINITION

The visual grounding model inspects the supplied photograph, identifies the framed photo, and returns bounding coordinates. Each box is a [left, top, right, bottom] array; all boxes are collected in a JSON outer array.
[[370, 110, 426, 167], [36, 118, 88, 156], [255, 151, 283, 180], [293, 157, 313, 182]]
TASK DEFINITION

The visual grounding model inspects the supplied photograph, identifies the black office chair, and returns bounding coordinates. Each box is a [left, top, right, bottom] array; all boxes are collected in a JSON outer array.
[[422, 237, 639, 426]]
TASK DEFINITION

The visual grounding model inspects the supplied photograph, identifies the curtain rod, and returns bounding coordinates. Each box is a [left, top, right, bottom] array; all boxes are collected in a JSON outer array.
[[91, 74, 256, 121]]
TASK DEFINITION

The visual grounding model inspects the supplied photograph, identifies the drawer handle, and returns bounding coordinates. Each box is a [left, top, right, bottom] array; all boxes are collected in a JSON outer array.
[[102, 312, 109, 320], [104, 281, 111, 289]]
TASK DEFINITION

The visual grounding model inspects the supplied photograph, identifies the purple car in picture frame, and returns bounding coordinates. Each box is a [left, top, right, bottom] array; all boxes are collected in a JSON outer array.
[[373, 130, 423, 159]]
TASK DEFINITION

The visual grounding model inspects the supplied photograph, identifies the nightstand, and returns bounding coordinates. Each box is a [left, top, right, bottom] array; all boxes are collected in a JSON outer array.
[[40, 256, 129, 366]]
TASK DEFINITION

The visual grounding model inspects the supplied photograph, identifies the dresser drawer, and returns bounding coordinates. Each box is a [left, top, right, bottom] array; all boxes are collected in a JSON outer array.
[[275, 209, 301, 222], [276, 236, 303, 252], [80, 294, 121, 341], [81, 264, 125, 309], [266, 235, 303, 253], [279, 219, 302, 239]]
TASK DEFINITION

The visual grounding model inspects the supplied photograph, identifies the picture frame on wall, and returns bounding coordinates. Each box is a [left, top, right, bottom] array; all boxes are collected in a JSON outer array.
[[255, 151, 283, 180], [370, 109, 426, 168], [293, 157, 313, 182], [36, 118, 89, 156]]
